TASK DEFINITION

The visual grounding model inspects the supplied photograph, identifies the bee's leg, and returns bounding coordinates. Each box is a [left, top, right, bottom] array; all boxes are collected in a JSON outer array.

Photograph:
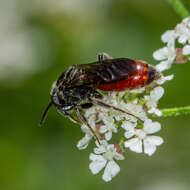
[[66, 113, 82, 124], [57, 108, 82, 124], [91, 99, 142, 122], [98, 52, 113, 62], [76, 107, 101, 145]]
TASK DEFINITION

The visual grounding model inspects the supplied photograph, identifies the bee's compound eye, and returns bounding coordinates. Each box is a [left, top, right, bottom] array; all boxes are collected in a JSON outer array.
[[51, 94, 61, 105]]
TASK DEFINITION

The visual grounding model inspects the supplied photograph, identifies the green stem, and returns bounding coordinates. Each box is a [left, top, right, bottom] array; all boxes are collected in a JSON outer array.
[[168, 0, 189, 18], [154, 106, 190, 118], [119, 137, 125, 148]]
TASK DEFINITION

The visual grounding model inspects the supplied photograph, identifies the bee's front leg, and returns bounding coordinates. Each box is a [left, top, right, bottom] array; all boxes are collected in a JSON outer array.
[[76, 107, 101, 145], [57, 107, 82, 124]]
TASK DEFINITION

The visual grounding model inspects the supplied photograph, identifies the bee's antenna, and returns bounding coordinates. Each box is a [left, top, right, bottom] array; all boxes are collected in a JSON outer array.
[[39, 102, 53, 126]]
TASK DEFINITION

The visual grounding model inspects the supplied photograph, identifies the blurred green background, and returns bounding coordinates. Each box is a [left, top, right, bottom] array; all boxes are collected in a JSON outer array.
[[0, 0, 190, 189]]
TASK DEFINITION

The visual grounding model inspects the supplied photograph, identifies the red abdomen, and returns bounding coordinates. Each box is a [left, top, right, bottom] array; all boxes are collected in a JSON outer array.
[[94, 60, 150, 91]]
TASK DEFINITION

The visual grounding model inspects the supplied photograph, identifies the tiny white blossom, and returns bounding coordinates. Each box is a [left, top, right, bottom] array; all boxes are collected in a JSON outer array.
[[175, 18, 190, 44], [145, 87, 164, 116], [77, 114, 98, 150], [121, 101, 147, 121], [122, 121, 137, 138], [85, 106, 99, 118], [182, 45, 190, 55], [153, 17, 190, 71], [161, 30, 177, 43], [99, 117, 117, 141], [154, 41, 176, 72], [89, 141, 124, 182], [77, 124, 93, 150], [107, 97, 146, 123], [124, 119, 163, 156], [153, 47, 171, 61]]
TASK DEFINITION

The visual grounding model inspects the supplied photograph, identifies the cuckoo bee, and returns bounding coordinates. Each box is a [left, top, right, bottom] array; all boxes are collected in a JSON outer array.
[[40, 53, 161, 144]]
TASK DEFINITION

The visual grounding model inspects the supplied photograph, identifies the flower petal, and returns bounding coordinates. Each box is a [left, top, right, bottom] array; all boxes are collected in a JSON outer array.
[[161, 30, 176, 43], [99, 125, 107, 133], [94, 140, 108, 154], [125, 138, 143, 153], [89, 160, 107, 174], [102, 161, 120, 182], [105, 131, 112, 141], [144, 119, 161, 134], [183, 45, 190, 55], [150, 87, 164, 101], [146, 136, 164, 146], [89, 153, 104, 161], [156, 60, 172, 72], [124, 131, 135, 139], [77, 134, 92, 150], [114, 152, 125, 160], [144, 139, 157, 156], [153, 47, 169, 60], [178, 33, 187, 44], [148, 108, 162, 117], [122, 121, 136, 131], [81, 124, 90, 133]]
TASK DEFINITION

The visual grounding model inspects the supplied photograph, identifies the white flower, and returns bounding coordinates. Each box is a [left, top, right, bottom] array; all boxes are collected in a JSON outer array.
[[122, 121, 137, 138], [85, 106, 99, 118], [175, 17, 190, 44], [77, 124, 94, 150], [153, 17, 190, 71], [145, 87, 164, 116], [99, 117, 117, 141], [182, 45, 190, 55], [124, 119, 163, 156], [161, 30, 177, 43], [153, 41, 176, 72], [77, 114, 97, 150], [89, 141, 124, 182], [121, 101, 147, 121]]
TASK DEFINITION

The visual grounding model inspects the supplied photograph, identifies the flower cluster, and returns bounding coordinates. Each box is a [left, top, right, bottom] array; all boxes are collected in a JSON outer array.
[[76, 74, 172, 182], [153, 17, 190, 72], [74, 17, 190, 183]]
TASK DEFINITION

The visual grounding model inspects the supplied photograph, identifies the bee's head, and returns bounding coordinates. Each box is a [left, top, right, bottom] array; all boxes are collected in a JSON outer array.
[[147, 65, 162, 85], [50, 81, 63, 106], [39, 82, 63, 126], [39, 81, 74, 125]]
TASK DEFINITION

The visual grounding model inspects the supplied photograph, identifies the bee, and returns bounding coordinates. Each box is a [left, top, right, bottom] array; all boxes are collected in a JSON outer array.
[[40, 53, 161, 144]]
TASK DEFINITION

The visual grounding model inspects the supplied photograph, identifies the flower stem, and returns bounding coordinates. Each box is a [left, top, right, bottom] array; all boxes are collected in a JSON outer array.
[[154, 106, 190, 118], [119, 137, 125, 148], [168, 0, 189, 18]]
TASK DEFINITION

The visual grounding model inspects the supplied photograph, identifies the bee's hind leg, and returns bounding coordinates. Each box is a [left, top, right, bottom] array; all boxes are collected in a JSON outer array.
[[90, 99, 143, 122]]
